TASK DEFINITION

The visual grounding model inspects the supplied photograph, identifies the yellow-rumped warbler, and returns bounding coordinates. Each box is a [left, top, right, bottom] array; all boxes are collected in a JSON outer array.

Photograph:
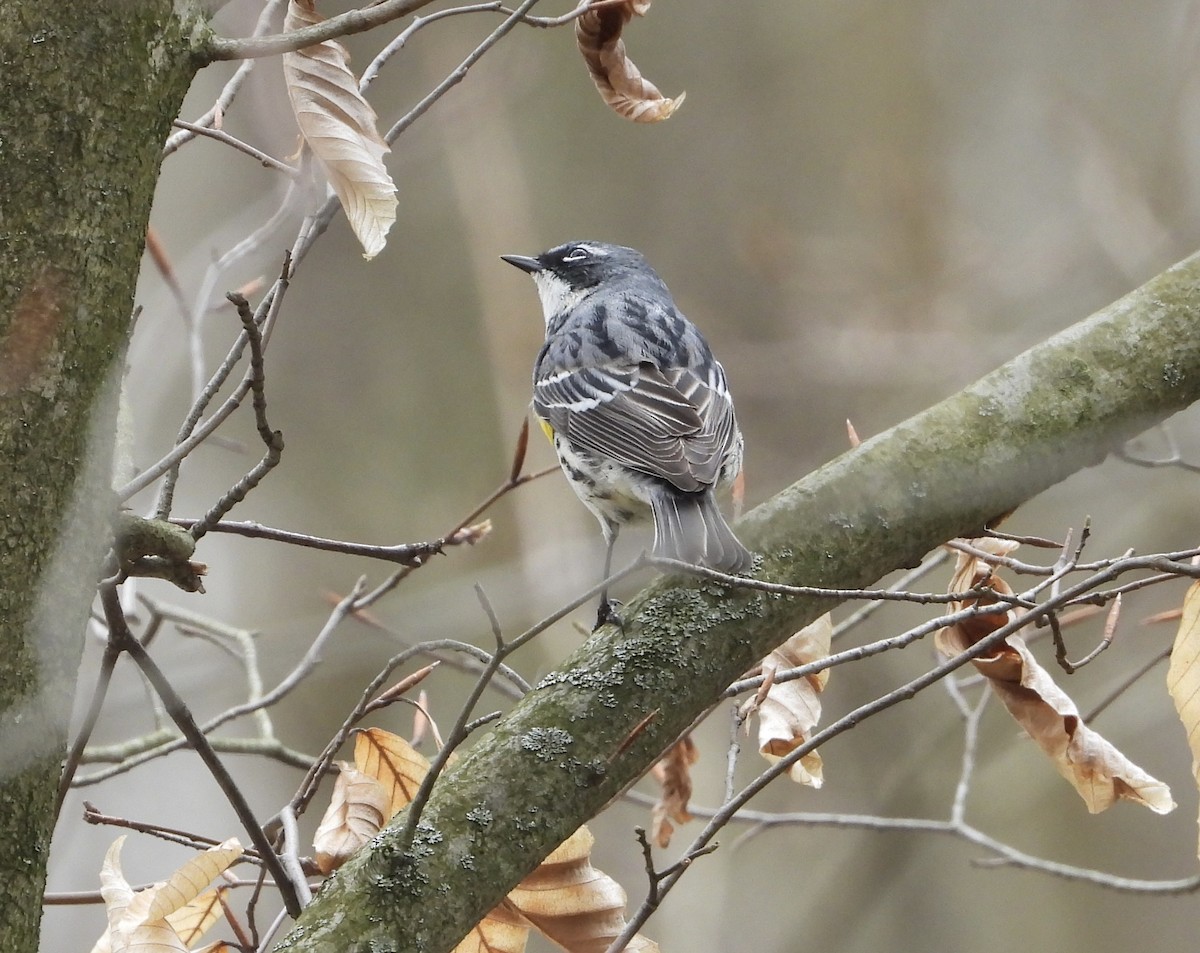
[[502, 240, 752, 626]]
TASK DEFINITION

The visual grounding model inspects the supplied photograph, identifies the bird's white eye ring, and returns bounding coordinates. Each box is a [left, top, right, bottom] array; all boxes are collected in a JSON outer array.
[[563, 246, 590, 262]]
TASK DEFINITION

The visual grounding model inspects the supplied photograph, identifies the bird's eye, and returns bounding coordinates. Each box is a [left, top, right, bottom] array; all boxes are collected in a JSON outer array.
[[562, 245, 590, 262]]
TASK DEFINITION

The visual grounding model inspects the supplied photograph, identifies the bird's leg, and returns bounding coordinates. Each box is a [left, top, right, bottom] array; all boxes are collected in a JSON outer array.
[[594, 523, 623, 631]]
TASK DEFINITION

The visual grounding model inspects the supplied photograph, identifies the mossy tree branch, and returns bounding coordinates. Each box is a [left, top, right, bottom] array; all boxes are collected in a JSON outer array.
[[277, 250, 1200, 952]]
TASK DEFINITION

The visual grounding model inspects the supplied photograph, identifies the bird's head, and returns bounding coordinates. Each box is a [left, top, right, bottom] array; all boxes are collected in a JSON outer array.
[[501, 241, 656, 325]]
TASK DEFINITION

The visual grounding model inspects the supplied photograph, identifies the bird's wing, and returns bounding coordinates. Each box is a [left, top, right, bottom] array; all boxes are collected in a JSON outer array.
[[534, 361, 736, 493]]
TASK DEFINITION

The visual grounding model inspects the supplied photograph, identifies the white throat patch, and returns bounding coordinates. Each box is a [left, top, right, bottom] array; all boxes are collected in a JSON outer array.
[[532, 271, 588, 326]]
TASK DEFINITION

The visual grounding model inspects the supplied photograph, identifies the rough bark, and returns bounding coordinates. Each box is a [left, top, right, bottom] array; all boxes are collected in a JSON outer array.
[[0, 4, 202, 950], [277, 249, 1200, 952]]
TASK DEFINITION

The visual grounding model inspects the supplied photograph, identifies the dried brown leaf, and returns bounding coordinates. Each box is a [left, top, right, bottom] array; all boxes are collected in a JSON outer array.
[[95, 836, 242, 953], [1167, 580, 1200, 855], [742, 613, 833, 787], [164, 888, 228, 947], [355, 726, 432, 819], [934, 537, 1019, 656], [451, 900, 531, 953], [576, 0, 684, 123], [282, 0, 396, 258], [313, 762, 391, 874], [649, 736, 698, 848], [940, 539, 1174, 814], [507, 826, 660, 953], [144, 839, 243, 925]]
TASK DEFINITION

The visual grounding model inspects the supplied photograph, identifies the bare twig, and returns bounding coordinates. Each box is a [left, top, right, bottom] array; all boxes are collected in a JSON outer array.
[[124, 256, 292, 507], [81, 802, 238, 856], [644, 554, 1015, 608], [605, 831, 719, 953], [205, 0, 439, 61], [168, 518, 448, 565], [98, 584, 303, 917], [170, 120, 299, 175], [288, 639, 527, 819], [164, 0, 288, 155], [382, 0, 545, 143], [1083, 645, 1173, 724], [188, 293, 285, 540], [616, 554, 1199, 934], [203, 0, 609, 62], [832, 547, 951, 640], [395, 586, 513, 848], [278, 805, 313, 906], [54, 636, 123, 821]]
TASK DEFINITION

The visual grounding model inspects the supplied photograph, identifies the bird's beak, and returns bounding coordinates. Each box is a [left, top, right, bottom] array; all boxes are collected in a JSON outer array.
[[500, 254, 543, 274]]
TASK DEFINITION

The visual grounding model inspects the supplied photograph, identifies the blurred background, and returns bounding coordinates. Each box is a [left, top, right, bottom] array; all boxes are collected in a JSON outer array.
[[45, 0, 1200, 949]]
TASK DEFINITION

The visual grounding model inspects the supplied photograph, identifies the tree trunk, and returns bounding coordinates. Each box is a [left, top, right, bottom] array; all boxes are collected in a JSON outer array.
[[0, 4, 201, 949]]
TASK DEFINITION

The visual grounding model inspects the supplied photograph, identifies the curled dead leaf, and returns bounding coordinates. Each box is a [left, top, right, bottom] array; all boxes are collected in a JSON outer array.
[[507, 826, 660, 953], [313, 762, 391, 874], [940, 539, 1174, 815], [741, 613, 833, 787], [576, 0, 684, 123], [282, 0, 397, 258], [451, 900, 530, 953], [650, 735, 698, 848]]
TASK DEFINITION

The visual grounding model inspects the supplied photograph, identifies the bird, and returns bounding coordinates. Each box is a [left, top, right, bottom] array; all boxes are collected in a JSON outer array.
[[501, 240, 753, 628]]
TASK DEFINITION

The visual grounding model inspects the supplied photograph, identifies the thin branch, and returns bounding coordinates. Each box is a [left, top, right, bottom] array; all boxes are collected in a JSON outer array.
[[351, 461, 558, 610], [278, 805, 313, 906], [1116, 423, 1200, 474], [203, 0, 608, 62], [256, 908, 293, 953], [723, 703, 743, 806], [395, 588, 514, 849], [98, 584, 303, 918], [170, 120, 299, 175], [1083, 645, 1173, 723], [360, 2, 520, 90], [53, 636, 122, 821], [722, 601, 1009, 699], [382, 0, 545, 143], [615, 557, 1184, 935], [81, 802, 237, 856], [188, 293, 285, 540], [124, 257, 292, 506], [949, 687, 989, 825], [205, 0, 440, 61], [169, 518, 447, 566], [644, 554, 1011, 608], [164, 0, 288, 155], [832, 547, 951, 640]]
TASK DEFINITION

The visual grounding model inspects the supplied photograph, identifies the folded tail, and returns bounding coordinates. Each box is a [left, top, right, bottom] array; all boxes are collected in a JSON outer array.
[[650, 490, 753, 573]]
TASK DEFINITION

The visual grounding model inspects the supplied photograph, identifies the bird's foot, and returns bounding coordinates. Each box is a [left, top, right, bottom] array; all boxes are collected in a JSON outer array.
[[593, 598, 624, 632]]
